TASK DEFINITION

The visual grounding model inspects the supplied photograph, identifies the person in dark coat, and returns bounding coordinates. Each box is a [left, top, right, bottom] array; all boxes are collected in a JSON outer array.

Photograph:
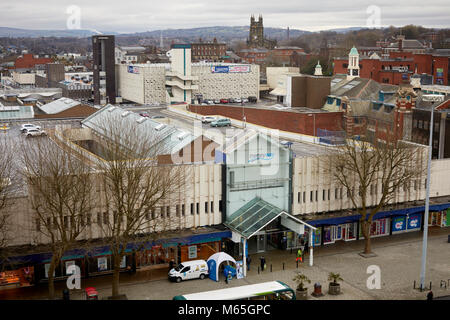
[[246, 256, 251, 271], [427, 291, 433, 301], [260, 256, 265, 271]]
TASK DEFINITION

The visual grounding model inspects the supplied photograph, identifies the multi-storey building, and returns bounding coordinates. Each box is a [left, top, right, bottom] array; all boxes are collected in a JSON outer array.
[[189, 39, 226, 62], [92, 35, 116, 105]]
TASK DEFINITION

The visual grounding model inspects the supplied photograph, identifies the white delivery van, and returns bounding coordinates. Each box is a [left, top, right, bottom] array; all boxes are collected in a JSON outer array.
[[168, 260, 209, 283]]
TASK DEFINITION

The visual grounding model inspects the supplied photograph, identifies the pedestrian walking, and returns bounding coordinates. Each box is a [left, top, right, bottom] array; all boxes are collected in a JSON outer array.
[[169, 259, 175, 271], [427, 291, 433, 301], [296, 248, 303, 263], [246, 256, 251, 271], [304, 241, 309, 256], [260, 256, 266, 271]]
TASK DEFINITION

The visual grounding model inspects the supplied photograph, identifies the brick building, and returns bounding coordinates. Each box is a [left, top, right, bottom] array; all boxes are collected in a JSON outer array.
[[190, 38, 227, 62], [14, 54, 52, 70], [333, 47, 449, 86]]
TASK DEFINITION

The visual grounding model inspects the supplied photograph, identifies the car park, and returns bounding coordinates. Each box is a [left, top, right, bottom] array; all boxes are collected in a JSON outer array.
[[168, 260, 209, 283], [201, 116, 217, 123], [210, 118, 231, 127], [25, 128, 46, 137], [20, 124, 41, 133]]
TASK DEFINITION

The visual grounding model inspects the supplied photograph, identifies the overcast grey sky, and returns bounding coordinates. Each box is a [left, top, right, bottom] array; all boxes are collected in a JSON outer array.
[[1, 0, 449, 33]]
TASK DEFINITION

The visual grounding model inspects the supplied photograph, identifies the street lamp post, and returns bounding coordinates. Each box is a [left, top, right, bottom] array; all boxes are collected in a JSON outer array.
[[419, 96, 442, 291]]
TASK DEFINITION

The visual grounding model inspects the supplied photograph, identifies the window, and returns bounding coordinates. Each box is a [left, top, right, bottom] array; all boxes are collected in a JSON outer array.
[[205, 202, 209, 214], [303, 192, 306, 202], [36, 219, 40, 231], [310, 191, 313, 202], [219, 200, 223, 212], [151, 208, 156, 219], [182, 204, 185, 216], [166, 206, 171, 217], [298, 192, 301, 203], [328, 189, 330, 201], [323, 189, 325, 201], [315, 190, 318, 202], [160, 207, 165, 218], [87, 213, 91, 226], [97, 212, 102, 225], [413, 119, 418, 128], [190, 203, 194, 215], [335, 188, 338, 199], [424, 121, 429, 129], [196, 203, 200, 215], [211, 201, 214, 213], [418, 120, 423, 129], [229, 171, 235, 186], [103, 212, 109, 224]]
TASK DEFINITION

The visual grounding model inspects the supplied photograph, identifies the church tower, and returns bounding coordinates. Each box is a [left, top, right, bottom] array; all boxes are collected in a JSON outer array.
[[347, 46, 360, 80], [249, 14, 264, 47]]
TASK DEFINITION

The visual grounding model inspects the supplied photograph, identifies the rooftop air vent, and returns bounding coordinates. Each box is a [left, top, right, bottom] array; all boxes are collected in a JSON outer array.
[[177, 131, 189, 140], [136, 117, 147, 124], [121, 111, 131, 117], [155, 123, 166, 131], [107, 106, 116, 112]]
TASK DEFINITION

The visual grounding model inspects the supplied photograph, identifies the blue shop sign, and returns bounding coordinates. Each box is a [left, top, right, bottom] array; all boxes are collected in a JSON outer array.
[[392, 216, 406, 232], [407, 214, 421, 230]]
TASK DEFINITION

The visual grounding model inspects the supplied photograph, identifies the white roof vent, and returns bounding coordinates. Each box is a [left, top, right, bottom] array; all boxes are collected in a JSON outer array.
[[136, 117, 147, 124], [107, 106, 116, 112], [177, 131, 189, 140], [121, 111, 131, 117], [155, 123, 166, 131]]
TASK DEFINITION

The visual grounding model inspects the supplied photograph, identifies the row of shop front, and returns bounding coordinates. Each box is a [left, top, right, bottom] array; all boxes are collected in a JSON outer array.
[[0, 230, 231, 291], [1, 206, 449, 291]]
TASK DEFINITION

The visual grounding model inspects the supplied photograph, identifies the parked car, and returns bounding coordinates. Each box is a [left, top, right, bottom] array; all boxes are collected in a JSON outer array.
[[151, 115, 166, 119], [235, 98, 242, 103], [25, 129, 46, 137], [228, 98, 236, 103], [20, 123, 41, 133], [242, 98, 249, 103], [206, 100, 214, 105], [201, 116, 217, 123], [168, 260, 209, 283], [220, 99, 229, 104], [139, 112, 150, 117], [213, 99, 221, 104], [248, 96, 257, 103], [210, 118, 231, 127]]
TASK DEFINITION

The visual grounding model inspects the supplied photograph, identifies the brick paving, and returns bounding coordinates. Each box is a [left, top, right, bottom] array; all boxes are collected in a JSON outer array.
[[1, 227, 449, 300]]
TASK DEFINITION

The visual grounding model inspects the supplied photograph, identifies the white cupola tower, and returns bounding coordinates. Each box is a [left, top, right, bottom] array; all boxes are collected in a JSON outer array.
[[314, 60, 323, 76], [347, 46, 360, 80]]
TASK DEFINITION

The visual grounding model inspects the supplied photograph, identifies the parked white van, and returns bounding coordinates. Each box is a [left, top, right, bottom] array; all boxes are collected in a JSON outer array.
[[168, 260, 209, 283]]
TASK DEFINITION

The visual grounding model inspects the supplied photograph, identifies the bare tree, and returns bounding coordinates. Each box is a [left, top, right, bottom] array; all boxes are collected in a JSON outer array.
[[0, 136, 15, 255], [94, 118, 185, 298], [21, 136, 94, 299], [326, 132, 426, 254]]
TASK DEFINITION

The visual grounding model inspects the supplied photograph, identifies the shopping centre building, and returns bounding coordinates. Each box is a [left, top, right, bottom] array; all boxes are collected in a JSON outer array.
[[116, 44, 259, 105]]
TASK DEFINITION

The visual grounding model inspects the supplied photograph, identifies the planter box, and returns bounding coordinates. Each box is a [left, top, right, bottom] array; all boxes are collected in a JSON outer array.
[[328, 283, 340, 295], [296, 288, 308, 300]]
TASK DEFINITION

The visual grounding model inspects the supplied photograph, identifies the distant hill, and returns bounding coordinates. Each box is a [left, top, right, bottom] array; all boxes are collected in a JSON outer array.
[[0, 27, 116, 38], [119, 26, 311, 41]]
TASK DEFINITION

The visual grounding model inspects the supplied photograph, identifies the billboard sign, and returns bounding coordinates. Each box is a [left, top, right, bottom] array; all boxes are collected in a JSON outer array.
[[211, 65, 251, 73], [128, 65, 139, 74]]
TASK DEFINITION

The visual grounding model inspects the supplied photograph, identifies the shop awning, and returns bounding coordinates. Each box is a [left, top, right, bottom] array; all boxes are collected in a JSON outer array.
[[269, 87, 286, 96], [224, 197, 315, 239]]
